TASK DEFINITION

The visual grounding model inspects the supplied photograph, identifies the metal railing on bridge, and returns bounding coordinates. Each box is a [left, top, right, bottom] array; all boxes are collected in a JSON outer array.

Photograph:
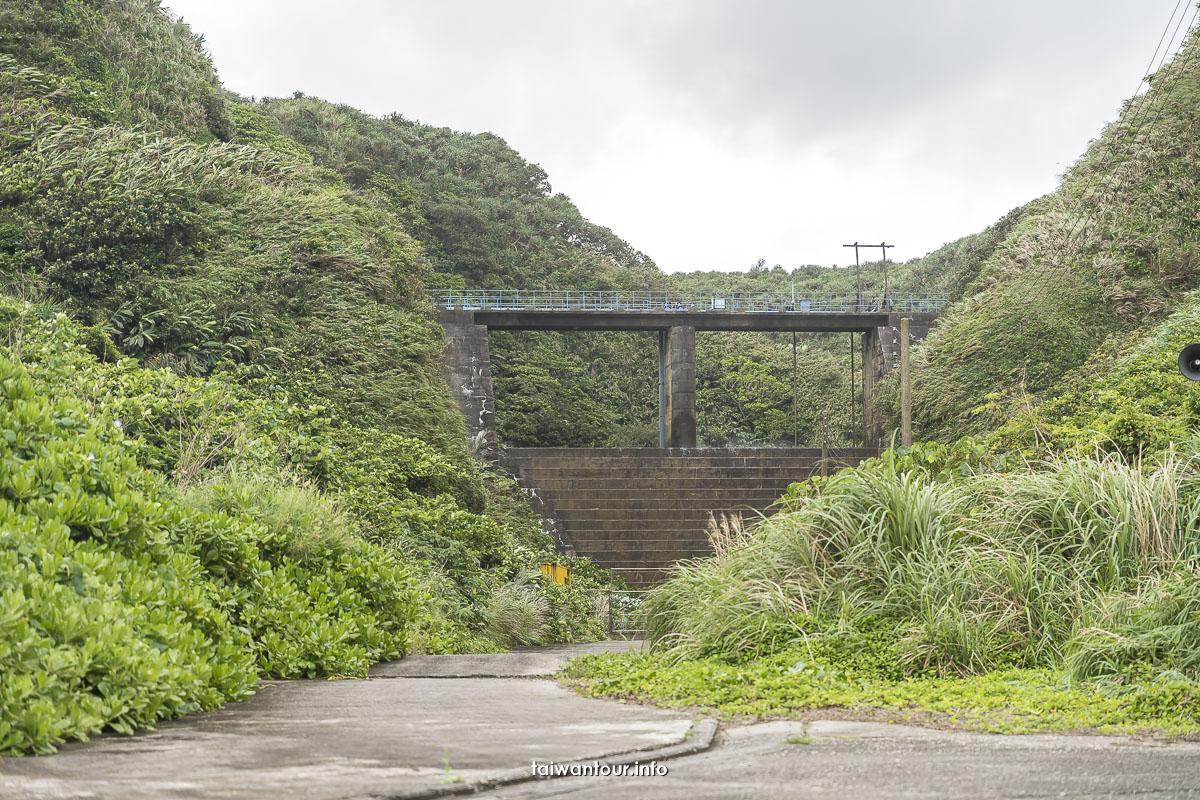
[[433, 289, 947, 315]]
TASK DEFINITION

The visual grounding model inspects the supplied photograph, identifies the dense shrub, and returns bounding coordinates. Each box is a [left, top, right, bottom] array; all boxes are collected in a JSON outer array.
[[646, 446, 1200, 686], [0, 302, 608, 756], [0, 351, 257, 755], [179, 475, 422, 677], [984, 295, 1200, 460], [0, 333, 437, 754]]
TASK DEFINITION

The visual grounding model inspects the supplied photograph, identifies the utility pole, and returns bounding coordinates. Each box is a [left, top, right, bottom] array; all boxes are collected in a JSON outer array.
[[900, 317, 912, 447], [658, 329, 665, 448], [842, 242, 862, 309], [843, 242, 893, 309], [881, 241, 892, 309], [821, 413, 830, 476]]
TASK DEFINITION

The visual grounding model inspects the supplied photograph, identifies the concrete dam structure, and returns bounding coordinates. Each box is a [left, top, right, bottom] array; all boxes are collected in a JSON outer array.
[[436, 290, 942, 586], [501, 447, 882, 585]]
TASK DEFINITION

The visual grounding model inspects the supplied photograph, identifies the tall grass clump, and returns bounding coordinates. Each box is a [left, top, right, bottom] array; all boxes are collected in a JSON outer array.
[[646, 445, 1200, 684], [484, 576, 550, 647]]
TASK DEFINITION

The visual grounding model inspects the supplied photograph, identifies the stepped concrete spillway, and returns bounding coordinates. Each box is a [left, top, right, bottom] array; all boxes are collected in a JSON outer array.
[[501, 447, 881, 586]]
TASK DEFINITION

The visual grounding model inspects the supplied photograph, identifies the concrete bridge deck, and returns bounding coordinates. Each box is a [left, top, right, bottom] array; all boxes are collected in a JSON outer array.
[[438, 306, 935, 452]]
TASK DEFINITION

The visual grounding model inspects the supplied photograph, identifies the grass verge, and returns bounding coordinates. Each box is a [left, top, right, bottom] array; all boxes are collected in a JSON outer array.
[[563, 650, 1200, 738]]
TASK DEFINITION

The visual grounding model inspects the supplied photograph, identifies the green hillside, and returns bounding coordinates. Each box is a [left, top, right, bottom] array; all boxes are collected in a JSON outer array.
[[254, 96, 679, 448], [5, 0, 1200, 756], [0, 0, 622, 754], [565, 23, 1200, 738], [260, 97, 663, 291], [894, 24, 1200, 450]]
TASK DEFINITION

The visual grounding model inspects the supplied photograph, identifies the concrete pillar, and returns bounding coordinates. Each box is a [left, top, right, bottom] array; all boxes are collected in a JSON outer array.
[[861, 328, 881, 448], [437, 310, 497, 458], [657, 330, 666, 447], [664, 326, 696, 448]]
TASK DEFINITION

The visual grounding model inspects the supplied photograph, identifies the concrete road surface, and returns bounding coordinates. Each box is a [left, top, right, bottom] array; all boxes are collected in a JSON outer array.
[[369, 640, 644, 678], [0, 641, 685, 800], [6, 639, 1200, 800], [478, 719, 1200, 800]]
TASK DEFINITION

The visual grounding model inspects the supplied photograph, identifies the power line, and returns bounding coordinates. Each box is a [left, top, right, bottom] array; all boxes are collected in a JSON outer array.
[[1059, 5, 1200, 259], [1020, 6, 1200, 319], [1045, 0, 1189, 266], [1047, 1, 1195, 268], [948, 8, 1200, 376]]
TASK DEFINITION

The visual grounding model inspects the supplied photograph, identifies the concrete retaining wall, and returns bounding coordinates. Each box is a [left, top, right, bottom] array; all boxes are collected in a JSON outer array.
[[438, 310, 497, 457]]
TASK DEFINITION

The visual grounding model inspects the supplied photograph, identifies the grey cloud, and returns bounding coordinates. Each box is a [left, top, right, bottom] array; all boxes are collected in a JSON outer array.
[[623, 0, 1178, 145], [166, 0, 1193, 270]]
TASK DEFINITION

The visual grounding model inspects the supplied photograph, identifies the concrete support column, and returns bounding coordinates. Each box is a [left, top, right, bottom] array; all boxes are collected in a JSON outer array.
[[664, 326, 697, 448], [861, 328, 881, 448], [437, 310, 497, 458]]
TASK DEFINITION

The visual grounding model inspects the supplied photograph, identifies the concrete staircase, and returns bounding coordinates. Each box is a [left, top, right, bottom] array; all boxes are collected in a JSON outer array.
[[501, 447, 881, 587]]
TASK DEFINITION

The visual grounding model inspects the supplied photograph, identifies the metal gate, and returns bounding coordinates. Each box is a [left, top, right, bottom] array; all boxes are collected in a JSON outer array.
[[605, 589, 651, 640]]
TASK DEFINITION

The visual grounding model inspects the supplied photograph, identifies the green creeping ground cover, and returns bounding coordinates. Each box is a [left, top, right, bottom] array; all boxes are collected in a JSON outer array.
[[564, 653, 1200, 736], [564, 441, 1200, 737]]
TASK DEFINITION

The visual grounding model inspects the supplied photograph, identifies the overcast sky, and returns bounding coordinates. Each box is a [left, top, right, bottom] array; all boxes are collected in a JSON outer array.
[[165, 1, 1195, 273]]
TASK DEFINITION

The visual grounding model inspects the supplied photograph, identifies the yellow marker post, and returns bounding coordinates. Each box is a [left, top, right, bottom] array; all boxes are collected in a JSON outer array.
[[540, 563, 571, 585]]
